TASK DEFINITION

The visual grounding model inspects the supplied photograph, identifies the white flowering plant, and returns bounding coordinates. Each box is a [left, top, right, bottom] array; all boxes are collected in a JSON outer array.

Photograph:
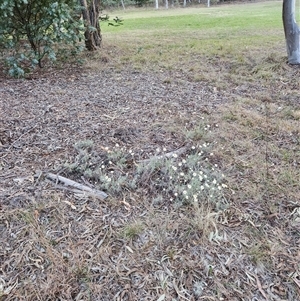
[[64, 140, 228, 208], [135, 143, 228, 208]]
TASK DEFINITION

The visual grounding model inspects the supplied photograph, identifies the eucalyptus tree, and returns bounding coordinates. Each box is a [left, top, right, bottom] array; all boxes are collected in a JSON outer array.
[[79, 0, 102, 51], [282, 0, 300, 64]]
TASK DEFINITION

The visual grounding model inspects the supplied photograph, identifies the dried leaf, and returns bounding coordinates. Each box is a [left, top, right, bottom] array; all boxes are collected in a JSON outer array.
[[157, 294, 165, 301]]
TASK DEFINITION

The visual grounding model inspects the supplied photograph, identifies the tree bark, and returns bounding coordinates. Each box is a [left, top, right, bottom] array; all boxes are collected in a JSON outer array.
[[80, 0, 102, 51], [282, 0, 300, 64], [121, 0, 125, 9]]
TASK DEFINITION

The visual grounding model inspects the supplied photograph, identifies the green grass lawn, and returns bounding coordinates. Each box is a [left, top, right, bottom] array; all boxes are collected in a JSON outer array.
[[102, 2, 283, 45], [97, 1, 286, 81], [104, 2, 283, 31]]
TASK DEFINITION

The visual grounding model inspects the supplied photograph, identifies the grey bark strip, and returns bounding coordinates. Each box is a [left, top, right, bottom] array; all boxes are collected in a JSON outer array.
[[46, 172, 108, 200], [282, 0, 300, 64]]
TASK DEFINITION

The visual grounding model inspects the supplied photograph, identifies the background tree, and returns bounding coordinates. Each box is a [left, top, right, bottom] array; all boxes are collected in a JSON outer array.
[[282, 0, 300, 64], [80, 0, 102, 51], [0, 0, 83, 76]]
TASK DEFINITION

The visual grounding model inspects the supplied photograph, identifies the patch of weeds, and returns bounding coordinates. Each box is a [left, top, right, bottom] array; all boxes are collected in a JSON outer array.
[[278, 168, 299, 187], [186, 124, 206, 141], [280, 149, 294, 163], [136, 46, 143, 54], [120, 56, 130, 63], [252, 128, 268, 141], [135, 57, 147, 64], [166, 248, 177, 260], [250, 54, 287, 81], [64, 140, 94, 173], [282, 108, 300, 120], [18, 210, 36, 225], [49, 239, 58, 246], [73, 266, 90, 286], [121, 221, 144, 240], [191, 202, 216, 237], [192, 74, 207, 82], [223, 111, 238, 122], [247, 242, 271, 266]]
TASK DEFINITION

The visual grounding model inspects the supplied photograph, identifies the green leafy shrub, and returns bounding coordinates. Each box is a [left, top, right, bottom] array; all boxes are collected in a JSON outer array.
[[0, 0, 83, 77]]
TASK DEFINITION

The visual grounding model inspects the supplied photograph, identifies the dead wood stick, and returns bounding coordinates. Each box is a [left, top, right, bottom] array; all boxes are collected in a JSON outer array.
[[46, 172, 108, 200], [137, 145, 189, 164]]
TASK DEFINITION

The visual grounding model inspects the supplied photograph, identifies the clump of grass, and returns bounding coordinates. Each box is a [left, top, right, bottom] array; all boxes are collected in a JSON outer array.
[[247, 241, 271, 266], [121, 221, 144, 239]]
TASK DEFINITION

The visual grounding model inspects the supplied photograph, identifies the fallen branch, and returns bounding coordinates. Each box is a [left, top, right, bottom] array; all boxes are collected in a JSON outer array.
[[46, 172, 108, 200]]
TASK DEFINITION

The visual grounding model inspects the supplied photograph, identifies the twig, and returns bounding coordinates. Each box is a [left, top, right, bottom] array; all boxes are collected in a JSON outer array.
[[46, 172, 108, 200]]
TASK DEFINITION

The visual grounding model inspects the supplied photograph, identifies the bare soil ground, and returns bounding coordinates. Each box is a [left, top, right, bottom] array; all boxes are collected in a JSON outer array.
[[1, 46, 300, 300]]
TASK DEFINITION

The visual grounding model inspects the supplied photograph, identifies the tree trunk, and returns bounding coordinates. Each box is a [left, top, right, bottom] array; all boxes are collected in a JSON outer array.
[[80, 0, 102, 51], [121, 0, 125, 9], [155, 0, 159, 9], [282, 0, 300, 64]]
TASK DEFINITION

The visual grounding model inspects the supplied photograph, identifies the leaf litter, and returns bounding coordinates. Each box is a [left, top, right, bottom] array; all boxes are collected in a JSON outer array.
[[0, 58, 300, 301]]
